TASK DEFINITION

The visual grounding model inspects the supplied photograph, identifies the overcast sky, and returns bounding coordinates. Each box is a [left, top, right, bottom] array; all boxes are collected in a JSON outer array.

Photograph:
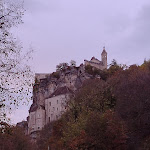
[[9, 0, 150, 124]]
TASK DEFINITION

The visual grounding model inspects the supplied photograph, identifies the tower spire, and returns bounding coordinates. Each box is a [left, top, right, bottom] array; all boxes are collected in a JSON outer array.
[[101, 46, 107, 69]]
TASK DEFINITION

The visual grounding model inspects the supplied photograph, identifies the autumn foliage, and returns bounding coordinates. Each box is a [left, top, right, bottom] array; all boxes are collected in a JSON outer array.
[[37, 60, 150, 150], [0, 122, 36, 150]]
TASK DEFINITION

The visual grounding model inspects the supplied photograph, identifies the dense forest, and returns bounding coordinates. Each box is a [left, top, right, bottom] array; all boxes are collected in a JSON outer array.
[[1, 59, 150, 150], [36, 59, 150, 150]]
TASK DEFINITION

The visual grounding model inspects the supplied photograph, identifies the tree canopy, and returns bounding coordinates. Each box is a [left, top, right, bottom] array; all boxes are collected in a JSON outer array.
[[37, 60, 150, 150]]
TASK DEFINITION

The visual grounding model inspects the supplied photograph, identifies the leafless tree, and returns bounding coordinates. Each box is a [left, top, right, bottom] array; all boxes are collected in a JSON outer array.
[[0, 0, 34, 122]]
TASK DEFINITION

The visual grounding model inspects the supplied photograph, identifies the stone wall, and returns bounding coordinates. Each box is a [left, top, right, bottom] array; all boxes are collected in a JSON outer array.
[[28, 106, 45, 134], [84, 60, 106, 70]]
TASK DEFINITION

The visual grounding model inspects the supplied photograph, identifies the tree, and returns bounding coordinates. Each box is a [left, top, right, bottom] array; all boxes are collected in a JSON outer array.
[[108, 64, 150, 149], [70, 60, 76, 67], [36, 122, 54, 150], [0, 123, 36, 150], [0, 1, 33, 122], [56, 62, 69, 72]]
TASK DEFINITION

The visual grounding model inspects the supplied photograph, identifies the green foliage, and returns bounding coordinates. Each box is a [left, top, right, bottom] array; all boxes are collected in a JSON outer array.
[[56, 63, 69, 72], [140, 59, 150, 71], [42, 110, 127, 150], [56, 60, 77, 72], [70, 79, 116, 114], [85, 60, 124, 81]]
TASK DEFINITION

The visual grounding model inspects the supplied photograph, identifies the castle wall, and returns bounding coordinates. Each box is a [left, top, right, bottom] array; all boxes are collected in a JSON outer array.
[[84, 48, 107, 70], [84, 60, 106, 70]]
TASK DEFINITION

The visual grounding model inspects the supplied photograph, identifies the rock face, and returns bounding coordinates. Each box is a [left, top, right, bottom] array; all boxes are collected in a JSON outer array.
[[27, 48, 107, 135], [28, 64, 91, 135]]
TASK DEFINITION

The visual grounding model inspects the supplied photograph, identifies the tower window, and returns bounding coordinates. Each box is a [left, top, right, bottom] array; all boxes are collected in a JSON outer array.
[[49, 102, 51, 106]]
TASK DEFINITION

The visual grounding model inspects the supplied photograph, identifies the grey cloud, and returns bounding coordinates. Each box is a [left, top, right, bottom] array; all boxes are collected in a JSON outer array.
[[132, 5, 150, 47], [24, 0, 61, 14], [8, 0, 150, 123], [124, 5, 150, 54], [12, 0, 150, 72], [107, 4, 150, 66]]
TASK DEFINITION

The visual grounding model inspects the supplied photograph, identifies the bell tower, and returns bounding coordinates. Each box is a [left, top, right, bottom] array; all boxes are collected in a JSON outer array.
[[101, 47, 107, 69]]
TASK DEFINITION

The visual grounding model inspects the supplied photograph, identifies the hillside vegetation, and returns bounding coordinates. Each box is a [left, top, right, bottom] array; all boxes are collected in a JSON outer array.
[[36, 60, 150, 150], [1, 60, 150, 150]]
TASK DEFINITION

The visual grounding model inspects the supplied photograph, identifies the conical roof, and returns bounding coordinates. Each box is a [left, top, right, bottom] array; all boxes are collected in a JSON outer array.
[[101, 46, 107, 55]]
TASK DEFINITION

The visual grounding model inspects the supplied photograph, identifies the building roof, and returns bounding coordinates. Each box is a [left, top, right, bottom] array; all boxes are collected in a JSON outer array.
[[101, 47, 107, 55], [84, 59, 103, 65], [49, 86, 73, 98], [91, 57, 102, 63], [29, 104, 45, 113]]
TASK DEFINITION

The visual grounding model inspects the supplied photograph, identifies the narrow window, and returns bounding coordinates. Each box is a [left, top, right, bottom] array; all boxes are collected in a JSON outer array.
[[49, 117, 50, 122], [49, 102, 51, 106]]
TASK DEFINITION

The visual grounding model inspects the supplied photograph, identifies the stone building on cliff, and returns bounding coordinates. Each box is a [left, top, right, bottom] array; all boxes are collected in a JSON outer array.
[[27, 47, 107, 136], [84, 47, 107, 70]]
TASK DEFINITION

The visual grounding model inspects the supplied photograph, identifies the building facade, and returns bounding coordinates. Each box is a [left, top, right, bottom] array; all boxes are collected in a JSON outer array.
[[27, 47, 107, 135], [84, 47, 107, 70]]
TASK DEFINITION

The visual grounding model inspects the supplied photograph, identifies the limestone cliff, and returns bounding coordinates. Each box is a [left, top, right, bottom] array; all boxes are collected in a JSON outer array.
[[29, 64, 92, 113], [28, 48, 107, 135]]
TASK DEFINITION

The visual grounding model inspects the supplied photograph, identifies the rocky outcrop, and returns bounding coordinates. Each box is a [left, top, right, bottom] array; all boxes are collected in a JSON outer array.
[[29, 64, 91, 113], [27, 48, 108, 135]]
